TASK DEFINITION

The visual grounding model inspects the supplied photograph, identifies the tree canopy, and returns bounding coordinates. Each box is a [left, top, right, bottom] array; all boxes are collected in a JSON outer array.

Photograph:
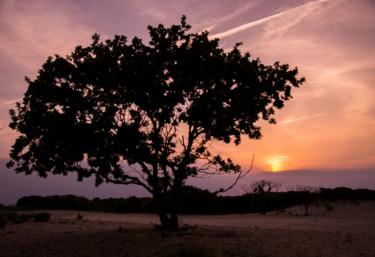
[[8, 16, 304, 229]]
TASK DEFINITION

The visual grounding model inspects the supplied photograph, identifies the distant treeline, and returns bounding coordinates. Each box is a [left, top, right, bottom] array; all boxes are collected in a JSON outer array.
[[8, 186, 375, 215]]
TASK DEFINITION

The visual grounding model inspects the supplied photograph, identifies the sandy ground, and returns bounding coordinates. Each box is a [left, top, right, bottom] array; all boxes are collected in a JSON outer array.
[[1, 200, 374, 257]]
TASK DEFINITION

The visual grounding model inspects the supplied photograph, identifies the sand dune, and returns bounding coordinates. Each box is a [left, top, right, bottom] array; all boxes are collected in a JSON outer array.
[[1, 201, 374, 257]]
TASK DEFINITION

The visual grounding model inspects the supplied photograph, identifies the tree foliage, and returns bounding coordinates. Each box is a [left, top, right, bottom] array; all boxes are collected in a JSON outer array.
[[8, 16, 304, 229]]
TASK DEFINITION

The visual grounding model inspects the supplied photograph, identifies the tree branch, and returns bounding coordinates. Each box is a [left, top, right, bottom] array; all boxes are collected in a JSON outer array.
[[105, 174, 153, 194], [214, 155, 254, 195]]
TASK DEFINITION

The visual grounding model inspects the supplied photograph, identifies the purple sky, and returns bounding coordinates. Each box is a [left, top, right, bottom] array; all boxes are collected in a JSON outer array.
[[0, 0, 374, 204]]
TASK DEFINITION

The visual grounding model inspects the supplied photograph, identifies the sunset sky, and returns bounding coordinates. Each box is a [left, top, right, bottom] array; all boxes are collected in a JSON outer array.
[[0, 0, 374, 203]]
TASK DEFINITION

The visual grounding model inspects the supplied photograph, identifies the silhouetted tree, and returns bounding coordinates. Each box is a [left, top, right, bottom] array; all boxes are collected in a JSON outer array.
[[7, 16, 304, 229], [295, 185, 319, 215], [242, 179, 283, 214], [242, 179, 282, 195]]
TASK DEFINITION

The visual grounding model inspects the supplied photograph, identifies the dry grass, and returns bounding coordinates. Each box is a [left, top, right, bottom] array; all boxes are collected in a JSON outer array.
[[0, 201, 374, 257]]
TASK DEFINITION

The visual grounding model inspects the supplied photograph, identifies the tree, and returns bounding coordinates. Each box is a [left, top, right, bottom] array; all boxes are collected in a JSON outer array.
[[242, 179, 282, 195], [295, 185, 320, 216], [7, 16, 305, 230], [242, 179, 283, 215]]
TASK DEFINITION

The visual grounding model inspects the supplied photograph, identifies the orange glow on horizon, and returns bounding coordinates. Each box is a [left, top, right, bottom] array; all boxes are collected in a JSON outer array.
[[267, 155, 288, 172]]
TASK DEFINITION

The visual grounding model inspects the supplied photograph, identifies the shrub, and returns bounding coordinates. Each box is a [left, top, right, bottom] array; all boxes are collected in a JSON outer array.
[[326, 204, 334, 211], [0, 211, 51, 226], [6, 212, 33, 224], [0, 213, 6, 228], [34, 212, 51, 222], [77, 213, 83, 220]]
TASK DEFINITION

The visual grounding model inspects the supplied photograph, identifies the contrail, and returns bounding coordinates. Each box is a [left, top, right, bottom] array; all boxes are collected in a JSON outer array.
[[0, 98, 22, 106], [202, 2, 257, 32], [279, 113, 325, 124], [210, 0, 329, 39]]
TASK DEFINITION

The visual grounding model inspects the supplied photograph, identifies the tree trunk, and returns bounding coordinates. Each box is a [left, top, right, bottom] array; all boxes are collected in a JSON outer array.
[[155, 194, 179, 230], [157, 209, 178, 230], [304, 204, 309, 216]]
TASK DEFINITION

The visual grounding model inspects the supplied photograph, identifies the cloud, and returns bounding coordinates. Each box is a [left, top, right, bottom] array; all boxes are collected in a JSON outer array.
[[279, 113, 325, 125], [0, 98, 22, 107], [128, 0, 258, 34], [127, 0, 206, 25], [0, 0, 95, 73], [1, 0, 374, 171], [201, 1, 258, 32], [210, 0, 329, 39]]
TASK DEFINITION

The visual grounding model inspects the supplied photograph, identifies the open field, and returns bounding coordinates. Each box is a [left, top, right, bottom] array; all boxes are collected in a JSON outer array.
[[1, 201, 374, 257]]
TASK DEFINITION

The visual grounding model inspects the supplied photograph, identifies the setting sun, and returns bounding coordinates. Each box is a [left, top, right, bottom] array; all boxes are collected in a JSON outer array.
[[270, 161, 282, 172], [268, 156, 288, 172]]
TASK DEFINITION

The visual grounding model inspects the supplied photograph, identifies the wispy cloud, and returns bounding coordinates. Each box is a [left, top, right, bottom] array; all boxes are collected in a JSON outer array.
[[0, 98, 22, 106], [0, 0, 94, 72], [279, 113, 325, 124], [201, 2, 258, 32], [210, 0, 329, 39]]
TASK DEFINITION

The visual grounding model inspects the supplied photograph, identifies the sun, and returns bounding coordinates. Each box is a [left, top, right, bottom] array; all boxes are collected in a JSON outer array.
[[267, 155, 288, 172], [270, 160, 282, 172]]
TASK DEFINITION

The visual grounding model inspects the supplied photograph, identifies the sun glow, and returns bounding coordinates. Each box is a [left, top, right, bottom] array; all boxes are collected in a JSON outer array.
[[268, 155, 288, 172], [270, 161, 282, 172]]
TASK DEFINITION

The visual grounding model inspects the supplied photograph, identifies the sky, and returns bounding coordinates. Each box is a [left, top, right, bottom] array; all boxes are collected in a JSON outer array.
[[0, 0, 374, 204]]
